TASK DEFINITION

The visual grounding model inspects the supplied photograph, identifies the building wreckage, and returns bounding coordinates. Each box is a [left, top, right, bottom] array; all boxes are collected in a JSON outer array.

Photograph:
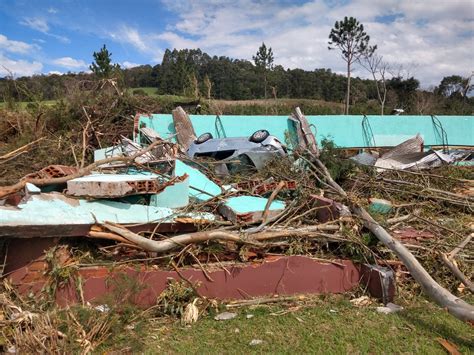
[[0, 107, 473, 323]]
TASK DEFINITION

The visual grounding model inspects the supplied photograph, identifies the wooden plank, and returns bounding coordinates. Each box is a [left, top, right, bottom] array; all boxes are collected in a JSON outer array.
[[172, 106, 196, 151], [292, 107, 319, 156], [0, 222, 201, 238]]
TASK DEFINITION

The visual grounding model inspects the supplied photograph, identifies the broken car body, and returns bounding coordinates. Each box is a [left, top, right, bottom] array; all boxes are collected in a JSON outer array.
[[187, 129, 287, 172]]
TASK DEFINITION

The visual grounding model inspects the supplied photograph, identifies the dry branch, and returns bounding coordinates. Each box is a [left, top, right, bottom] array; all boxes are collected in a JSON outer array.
[[312, 155, 474, 323], [0, 137, 45, 162], [0, 139, 165, 199], [96, 222, 342, 251], [440, 253, 474, 293]]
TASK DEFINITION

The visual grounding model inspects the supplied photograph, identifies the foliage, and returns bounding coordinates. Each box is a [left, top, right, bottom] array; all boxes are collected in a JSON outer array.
[[387, 76, 420, 109], [318, 137, 355, 182], [90, 45, 121, 79], [328, 16, 374, 114], [253, 42, 275, 99], [0, 47, 473, 114], [132, 88, 148, 96], [155, 279, 198, 317], [436, 75, 472, 98], [328, 17, 373, 63]]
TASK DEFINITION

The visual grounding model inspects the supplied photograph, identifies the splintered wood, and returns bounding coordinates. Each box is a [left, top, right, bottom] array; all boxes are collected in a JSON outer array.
[[172, 106, 197, 151]]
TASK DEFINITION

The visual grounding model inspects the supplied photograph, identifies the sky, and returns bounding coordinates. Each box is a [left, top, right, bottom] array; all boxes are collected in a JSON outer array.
[[0, 0, 473, 87]]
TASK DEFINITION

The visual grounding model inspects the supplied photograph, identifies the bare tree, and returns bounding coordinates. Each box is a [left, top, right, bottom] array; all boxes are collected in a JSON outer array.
[[360, 52, 390, 115]]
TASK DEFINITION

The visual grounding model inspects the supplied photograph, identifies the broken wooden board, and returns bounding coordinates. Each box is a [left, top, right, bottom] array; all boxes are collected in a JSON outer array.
[[218, 196, 285, 223], [291, 107, 319, 156], [172, 106, 196, 151]]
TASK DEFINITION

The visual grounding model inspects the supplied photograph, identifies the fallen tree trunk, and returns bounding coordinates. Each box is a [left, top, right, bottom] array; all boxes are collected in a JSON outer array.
[[101, 221, 255, 252], [312, 156, 474, 323], [96, 222, 342, 253]]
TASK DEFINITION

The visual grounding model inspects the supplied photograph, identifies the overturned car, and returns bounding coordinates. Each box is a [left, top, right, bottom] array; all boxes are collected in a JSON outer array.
[[187, 129, 287, 174]]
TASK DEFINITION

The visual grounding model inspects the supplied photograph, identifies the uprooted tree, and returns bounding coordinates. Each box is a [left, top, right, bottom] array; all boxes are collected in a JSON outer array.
[[328, 16, 374, 115]]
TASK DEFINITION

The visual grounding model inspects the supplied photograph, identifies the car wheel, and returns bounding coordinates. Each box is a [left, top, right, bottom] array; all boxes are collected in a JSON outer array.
[[249, 129, 270, 143], [195, 132, 213, 144]]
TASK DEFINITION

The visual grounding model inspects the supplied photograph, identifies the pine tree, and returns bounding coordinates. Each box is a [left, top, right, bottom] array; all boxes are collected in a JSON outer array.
[[90, 45, 120, 79], [253, 43, 274, 99], [328, 17, 374, 114]]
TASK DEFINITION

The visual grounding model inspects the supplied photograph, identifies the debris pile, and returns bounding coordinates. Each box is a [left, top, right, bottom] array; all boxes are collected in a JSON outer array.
[[0, 104, 473, 351]]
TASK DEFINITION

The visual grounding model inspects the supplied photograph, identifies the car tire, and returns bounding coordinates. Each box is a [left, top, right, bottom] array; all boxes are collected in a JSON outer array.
[[195, 132, 213, 144], [249, 129, 270, 143]]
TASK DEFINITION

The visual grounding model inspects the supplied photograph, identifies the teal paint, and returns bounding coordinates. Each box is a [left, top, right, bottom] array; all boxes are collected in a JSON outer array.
[[368, 198, 393, 214], [150, 175, 190, 208], [94, 146, 123, 161], [138, 114, 473, 148], [174, 160, 221, 201], [0, 193, 214, 227], [223, 196, 285, 213]]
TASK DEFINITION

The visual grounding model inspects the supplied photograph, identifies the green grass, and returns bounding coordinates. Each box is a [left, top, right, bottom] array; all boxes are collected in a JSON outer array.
[[128, 86, 160, 96], [0, 99, 57, 108], [138, 296, 473, 354]]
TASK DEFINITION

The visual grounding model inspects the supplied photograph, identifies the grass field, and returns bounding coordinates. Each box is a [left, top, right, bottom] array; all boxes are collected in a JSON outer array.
[[100, 295, 473, 353], [0, 99, 57, 108], [0, 87, 347, 115]]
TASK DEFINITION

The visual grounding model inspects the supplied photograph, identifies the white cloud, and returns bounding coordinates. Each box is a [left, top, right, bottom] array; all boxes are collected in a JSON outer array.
[[48, 70, 63, 75], [48, 7, 58, 14], [0, 34, 38, 54], [110, 26, 148, 52], [0, 54, 43, 77], [109, 25, 163, 62], [151, 0, 474, 87], [48, 33, 70, 43], [19, 16, 70, 43], [20, 17, 49, 33], [52, 56, 87, 69], [122, 61, 141, 68]]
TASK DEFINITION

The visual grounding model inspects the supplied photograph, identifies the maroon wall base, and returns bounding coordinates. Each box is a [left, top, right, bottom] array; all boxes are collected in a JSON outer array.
[[6, 253, 395, 307]]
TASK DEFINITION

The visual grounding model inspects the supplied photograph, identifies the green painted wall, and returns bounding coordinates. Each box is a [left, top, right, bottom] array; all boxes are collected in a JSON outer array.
[[138, 114, 473, 148]]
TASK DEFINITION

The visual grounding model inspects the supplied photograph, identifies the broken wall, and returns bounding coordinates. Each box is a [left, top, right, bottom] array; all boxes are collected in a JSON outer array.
[[137, 114, 473, 148]]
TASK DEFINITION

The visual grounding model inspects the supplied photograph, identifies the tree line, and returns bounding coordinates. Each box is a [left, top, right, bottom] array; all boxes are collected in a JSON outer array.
[[1, 15, 472, 115]]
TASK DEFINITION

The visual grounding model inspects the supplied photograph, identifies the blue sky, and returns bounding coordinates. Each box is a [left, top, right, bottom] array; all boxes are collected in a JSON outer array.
[[0, 0, 473, 87]]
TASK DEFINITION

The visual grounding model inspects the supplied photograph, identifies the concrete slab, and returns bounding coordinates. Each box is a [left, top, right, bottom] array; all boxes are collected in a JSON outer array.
[[66, 173, 184, 198], [218, 196, 285, 223], [174, 160, 222, 202], [0, 192, 214, 238], [150, 175, 189, 208]]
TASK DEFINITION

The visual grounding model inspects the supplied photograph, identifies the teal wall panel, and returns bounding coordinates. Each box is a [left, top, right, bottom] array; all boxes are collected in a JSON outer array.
[[139, 114, 473, 148]]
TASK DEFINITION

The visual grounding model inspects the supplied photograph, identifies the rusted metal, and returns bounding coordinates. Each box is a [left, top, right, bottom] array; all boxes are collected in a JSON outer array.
[[310, 194, 341, 223]]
